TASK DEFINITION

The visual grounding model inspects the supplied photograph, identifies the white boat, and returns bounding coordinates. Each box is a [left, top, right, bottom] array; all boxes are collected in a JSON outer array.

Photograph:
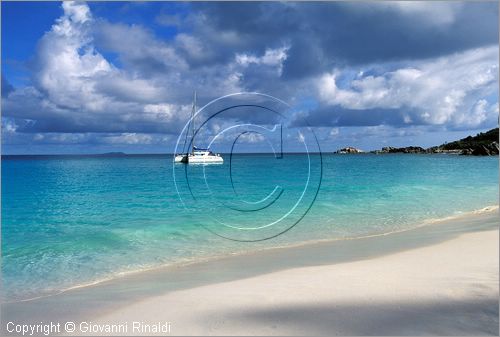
[[188, 146, 223, 164], [175, 92, 223, 164]]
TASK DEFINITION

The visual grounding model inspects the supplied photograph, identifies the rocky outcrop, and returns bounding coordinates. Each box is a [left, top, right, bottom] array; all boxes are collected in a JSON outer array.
[[342, 128, 499, 156], [336, 147, 364, 154], [371, 142, 498, 156], [467, 142, 499, 156], [491, 141, 499, 153], [377, 146, 426, 154]]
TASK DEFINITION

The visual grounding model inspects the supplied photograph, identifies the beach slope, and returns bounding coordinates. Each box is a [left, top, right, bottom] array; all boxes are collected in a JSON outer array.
[[93, 229, 499, 336]]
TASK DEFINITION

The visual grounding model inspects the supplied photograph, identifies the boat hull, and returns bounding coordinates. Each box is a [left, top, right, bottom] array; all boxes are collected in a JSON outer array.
[[188, 155, 223, 164], [174, 155, 188, 163]]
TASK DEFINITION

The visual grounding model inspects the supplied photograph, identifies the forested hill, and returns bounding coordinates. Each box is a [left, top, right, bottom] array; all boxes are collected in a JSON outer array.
[[440, 128, 499, 151]]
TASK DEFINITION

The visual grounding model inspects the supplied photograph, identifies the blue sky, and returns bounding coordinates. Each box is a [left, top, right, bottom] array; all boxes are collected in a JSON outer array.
[[1, 1, 498, 154]]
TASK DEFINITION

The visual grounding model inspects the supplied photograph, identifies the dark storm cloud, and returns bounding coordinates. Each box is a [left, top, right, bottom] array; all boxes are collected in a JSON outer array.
[[193, 2, 498, 78], [13, 116, 176, 134]]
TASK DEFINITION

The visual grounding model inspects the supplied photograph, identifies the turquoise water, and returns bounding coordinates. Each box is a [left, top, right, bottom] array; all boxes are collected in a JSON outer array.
[[2, 154, 498, 301]]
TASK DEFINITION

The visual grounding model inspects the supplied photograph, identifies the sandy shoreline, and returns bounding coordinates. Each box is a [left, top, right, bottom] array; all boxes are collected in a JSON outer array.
[[91, 229, 499, 336], [2, 209, 498, 335]]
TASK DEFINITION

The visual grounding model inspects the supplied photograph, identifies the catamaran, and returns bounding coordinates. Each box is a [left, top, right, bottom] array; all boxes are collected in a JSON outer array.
[[174, 92, 223, 164]]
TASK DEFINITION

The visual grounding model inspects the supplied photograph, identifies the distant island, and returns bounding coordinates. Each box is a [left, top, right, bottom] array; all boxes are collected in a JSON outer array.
[[336, 127, 499, 156]]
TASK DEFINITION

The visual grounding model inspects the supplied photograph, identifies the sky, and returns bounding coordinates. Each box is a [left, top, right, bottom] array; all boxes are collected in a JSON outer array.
[[1, 1, 498, 154]]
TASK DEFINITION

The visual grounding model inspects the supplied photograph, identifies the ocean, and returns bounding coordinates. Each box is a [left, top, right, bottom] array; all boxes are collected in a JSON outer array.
[[1, 153, 498, 301]]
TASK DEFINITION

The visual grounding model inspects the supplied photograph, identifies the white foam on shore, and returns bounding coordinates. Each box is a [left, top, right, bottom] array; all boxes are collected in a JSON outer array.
[[424, 205, 499, 224], [238, 204, 499, 251]]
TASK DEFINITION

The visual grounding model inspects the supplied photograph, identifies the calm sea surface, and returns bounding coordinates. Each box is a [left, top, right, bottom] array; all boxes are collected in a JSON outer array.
[[2, 154, 498, 301]]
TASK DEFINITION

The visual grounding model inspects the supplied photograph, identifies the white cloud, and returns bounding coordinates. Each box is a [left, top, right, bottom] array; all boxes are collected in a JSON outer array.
[[329, 128, 339, 137], [61, 1, 91, 24], [236, 47, 288, 67], [3, 1, 192, 137], [236, 46, 289, 75], [35, 1, 113, 111], [2, 120, 17, 134], [317, 46, 498, 128]]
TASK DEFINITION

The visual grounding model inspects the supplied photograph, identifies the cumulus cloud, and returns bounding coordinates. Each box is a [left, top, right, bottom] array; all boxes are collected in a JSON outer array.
[[3, 1, 187, 137], [310, 46, 498, 129], [34, 1, 112, 111]]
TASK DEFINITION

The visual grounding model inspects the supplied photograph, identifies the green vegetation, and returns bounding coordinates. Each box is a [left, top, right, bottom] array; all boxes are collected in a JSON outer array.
[[440, 128, 499, 150]]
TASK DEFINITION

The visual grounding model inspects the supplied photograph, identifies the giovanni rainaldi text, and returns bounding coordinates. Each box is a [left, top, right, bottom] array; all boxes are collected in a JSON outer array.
[[80, 321, 171, 334], [5, 321, 171, 335]]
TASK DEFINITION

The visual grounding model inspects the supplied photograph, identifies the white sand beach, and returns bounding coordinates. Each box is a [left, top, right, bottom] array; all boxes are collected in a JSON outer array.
[[88, 228, 499, 335]]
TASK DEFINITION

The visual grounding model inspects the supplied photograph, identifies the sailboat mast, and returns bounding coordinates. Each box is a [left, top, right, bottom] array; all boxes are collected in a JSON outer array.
[[191, 91, 196, 154]]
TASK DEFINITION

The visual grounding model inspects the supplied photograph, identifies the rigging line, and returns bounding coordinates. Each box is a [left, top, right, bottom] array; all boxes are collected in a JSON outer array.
[[181, 112, 190, 154]]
